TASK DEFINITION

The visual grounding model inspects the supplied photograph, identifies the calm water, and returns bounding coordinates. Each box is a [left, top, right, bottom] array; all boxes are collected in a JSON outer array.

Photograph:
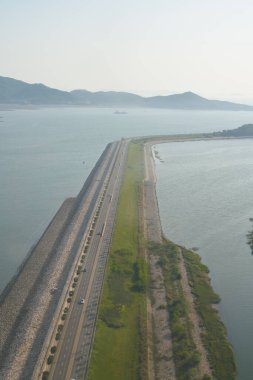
[[1, 107, 253, 378], [155, 139, 253, 380]]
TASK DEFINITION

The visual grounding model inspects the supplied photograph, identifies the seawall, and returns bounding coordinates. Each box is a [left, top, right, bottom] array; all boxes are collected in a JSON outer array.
[[0, 197, 76, 370], [0, 143, 113, 379]]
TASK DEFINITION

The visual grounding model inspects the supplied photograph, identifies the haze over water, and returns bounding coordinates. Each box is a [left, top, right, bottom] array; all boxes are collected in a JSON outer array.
[[1, 107, 253, 379]]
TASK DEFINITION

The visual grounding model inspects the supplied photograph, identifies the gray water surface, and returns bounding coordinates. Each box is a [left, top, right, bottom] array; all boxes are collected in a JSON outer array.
[[2, 107, 252, 293], [155, 139, 253, 380], [1, 107, 253, 378]]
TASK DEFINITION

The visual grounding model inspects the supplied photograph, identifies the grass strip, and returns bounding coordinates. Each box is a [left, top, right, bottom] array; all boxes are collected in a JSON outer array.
[[87, 142, 147, 380], [88, 138, 236, 380]]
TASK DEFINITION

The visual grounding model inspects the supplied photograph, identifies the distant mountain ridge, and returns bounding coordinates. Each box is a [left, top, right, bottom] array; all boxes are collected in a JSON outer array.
[[0, 76, 253, 111]]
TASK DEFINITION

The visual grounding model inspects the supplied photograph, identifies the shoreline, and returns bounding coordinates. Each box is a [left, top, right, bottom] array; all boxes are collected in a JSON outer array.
[[0, 134, 243, 379], [0, 143, 114, 380], [146, 138, 236, 378]]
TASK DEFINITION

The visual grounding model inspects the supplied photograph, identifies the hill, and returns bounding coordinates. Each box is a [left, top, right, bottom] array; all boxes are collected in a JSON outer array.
[[0, 76, 71, 104], [213, 124, 253, 137], [0, 76, 253, 111]]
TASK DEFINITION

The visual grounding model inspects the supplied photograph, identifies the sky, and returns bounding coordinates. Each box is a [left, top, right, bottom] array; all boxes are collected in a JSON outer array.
[[1, 0, 253, 103]]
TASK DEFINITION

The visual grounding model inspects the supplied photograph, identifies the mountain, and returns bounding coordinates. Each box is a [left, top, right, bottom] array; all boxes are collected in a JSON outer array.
[[0, 76, 253, 111], [145, 91, 253, 110], [70, 89, 144, 107], [0, 76, 71, 104]]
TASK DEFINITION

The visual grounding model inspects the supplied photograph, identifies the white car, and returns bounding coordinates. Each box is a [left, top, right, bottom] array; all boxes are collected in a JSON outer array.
[[78, 298, 85, 304]]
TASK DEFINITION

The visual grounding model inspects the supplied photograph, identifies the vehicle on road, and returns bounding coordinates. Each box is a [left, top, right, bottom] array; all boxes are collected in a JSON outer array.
[[78, 298, 85, 304]]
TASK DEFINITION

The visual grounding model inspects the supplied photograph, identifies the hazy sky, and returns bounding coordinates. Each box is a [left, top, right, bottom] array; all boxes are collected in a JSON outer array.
[[1, 0, 253, 102]]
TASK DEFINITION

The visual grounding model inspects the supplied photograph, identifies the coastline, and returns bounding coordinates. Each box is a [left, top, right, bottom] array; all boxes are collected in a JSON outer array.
[[0, 134, 241, 379], [0, 143, 115, 380], [146, 138, 236, 378]]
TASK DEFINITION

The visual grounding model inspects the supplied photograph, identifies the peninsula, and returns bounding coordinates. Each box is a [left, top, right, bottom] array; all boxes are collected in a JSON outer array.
[[1, 125, 251, 379]]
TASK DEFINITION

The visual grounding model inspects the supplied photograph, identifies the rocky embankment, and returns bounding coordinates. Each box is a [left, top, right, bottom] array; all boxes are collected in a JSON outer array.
[[0, 197, 76, 379], [0, 143, 112, 380]]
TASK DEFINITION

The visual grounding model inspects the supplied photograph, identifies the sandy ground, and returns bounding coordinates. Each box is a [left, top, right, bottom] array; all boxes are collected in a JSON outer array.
[[143, 143, 176, 380], [178, 248, 212, 377], [143, 141, 213, 379]]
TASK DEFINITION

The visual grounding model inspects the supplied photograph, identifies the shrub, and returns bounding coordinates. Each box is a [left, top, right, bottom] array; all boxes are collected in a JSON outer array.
[[47, 355, 54, 365], [50, 346, 57, 354], [157, 304, 166, 310], [183, 351, 200, 369], [42, 371, 49, 380], [202, 375, 212, 380], [55, 333, 61, 341]]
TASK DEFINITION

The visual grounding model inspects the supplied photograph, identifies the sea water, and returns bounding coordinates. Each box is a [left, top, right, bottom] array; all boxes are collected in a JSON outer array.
[[155, 139, 253, 380], [1, 106, 253, 378]]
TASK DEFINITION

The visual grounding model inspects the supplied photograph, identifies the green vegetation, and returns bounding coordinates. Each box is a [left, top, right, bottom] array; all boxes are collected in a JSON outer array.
[[149, 241, 200, 379], [134, 133, 208, 145], [47, 355, 53, 365], [87, 138, 236, 380], [42, 371, 49, 380], [149, 240, 236, 380], [50, 346, 57, 354], [182, 247, 236, 379], [87, 142, 148, 380]]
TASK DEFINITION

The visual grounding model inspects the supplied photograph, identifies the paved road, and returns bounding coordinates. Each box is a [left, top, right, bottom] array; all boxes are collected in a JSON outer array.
[[48, 139, 128, 380]]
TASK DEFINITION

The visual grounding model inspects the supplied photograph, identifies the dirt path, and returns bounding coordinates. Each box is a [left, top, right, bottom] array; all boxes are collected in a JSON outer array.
[[143, 143, 176, 380], [178, 248, 212, 378]]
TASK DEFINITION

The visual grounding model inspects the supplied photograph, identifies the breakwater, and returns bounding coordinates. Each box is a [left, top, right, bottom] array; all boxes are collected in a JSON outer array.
[[0, 143, 113, 379]]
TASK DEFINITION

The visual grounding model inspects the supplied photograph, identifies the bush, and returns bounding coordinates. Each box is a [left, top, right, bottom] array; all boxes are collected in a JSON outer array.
[[202, 375, 212, 380], [184, 351, 200, 369], [67, 297, 71, 303], [47, 355, 54, 365], [51, 346, 57, 354], [55, 333, 61, 341], [42, 371, 49, 380], [157, 304, 166, 310]]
